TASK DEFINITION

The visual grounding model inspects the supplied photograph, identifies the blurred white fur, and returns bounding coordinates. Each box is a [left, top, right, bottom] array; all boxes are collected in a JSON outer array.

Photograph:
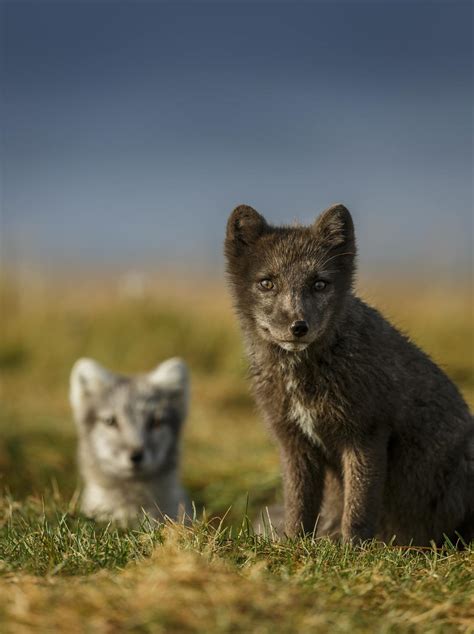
[[70, 357, 191, 525]]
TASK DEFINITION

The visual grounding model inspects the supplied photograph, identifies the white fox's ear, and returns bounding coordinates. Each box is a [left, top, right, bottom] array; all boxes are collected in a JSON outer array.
[[70, 358, 115, 412], [148, 357, 189, 393], [148, 357, 189, 417]]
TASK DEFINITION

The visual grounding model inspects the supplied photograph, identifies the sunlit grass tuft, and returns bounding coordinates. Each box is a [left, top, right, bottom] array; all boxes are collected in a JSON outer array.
[[1, 496, 473, 633]]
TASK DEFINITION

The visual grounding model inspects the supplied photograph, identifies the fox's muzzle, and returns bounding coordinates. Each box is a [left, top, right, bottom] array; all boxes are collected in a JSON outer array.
[[290, 320, 309, 338]]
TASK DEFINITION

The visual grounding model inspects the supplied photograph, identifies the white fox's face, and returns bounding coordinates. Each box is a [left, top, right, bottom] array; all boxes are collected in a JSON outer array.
[[70, 358, 189, 480]]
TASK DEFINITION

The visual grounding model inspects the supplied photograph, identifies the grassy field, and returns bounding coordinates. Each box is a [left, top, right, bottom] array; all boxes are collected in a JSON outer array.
[[0, 273, 473, 633]]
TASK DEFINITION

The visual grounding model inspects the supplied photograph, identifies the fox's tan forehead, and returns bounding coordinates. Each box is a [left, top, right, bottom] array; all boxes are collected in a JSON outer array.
[[264, 255, 319, 274], [260, 232, 327, 272], [102, 381, 170, 409]]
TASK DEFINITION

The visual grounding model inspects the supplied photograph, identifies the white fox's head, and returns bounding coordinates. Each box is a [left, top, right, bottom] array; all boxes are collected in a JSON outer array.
[[70, 357, 189, 480]]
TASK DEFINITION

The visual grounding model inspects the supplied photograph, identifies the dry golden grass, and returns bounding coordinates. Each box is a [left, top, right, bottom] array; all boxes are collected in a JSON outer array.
[[1, 520, 473, 634]]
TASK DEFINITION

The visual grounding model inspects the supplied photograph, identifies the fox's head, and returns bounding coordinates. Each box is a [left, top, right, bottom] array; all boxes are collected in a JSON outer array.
[[70, 357, 189, 480], [225, 204, 356, 352]]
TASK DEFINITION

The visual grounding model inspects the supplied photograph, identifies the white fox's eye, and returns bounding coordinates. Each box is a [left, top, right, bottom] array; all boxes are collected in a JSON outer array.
[[259, 279, 274, 291], [101, 414, 118, 427], [313, 280, 327, 292], [147, 415, 161, 430]]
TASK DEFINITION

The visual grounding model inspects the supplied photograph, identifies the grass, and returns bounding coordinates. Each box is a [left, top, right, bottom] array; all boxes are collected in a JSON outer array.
[[0, 273, 473, 632]]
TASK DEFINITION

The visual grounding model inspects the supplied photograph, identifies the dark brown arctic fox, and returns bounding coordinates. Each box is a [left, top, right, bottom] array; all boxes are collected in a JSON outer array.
[[225, 203, 473, 546]]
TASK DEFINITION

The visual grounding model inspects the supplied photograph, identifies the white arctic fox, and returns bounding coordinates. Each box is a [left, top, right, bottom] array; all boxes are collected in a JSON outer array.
[[70, 357, 191, 525]]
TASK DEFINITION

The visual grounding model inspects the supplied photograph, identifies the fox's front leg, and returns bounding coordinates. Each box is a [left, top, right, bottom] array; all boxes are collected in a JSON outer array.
[[341, 433, 388, 543], [279, 432, 326, 537]]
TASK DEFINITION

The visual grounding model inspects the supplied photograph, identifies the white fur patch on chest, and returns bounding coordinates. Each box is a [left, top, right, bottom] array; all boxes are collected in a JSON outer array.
[[289, 398, 325, 449], [284, 374, 325, 449]]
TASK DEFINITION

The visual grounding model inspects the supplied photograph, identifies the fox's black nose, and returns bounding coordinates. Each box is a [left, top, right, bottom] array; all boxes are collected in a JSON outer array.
[[290, 320, 309, 338], [130, 449, 144, 465]]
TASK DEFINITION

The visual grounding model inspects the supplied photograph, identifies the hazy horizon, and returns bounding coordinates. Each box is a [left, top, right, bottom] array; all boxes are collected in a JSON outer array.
[[2, 1, 472, 281]]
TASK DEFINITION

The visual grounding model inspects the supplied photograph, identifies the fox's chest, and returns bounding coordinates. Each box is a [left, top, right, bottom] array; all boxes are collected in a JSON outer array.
[[277, 358, 345, 451], [253, 354, 345, 450], [289, 398, 325, 448]]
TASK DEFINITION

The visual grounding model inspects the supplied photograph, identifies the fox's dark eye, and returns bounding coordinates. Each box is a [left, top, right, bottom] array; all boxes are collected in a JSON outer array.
[[259, 279, 274, 291], [313, 280, 327, 292], [102, 415, 118, 427], [147, 415, 161, 430]]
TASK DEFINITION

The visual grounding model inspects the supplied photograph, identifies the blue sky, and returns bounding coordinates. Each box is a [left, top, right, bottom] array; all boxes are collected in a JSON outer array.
[[2, 1, 472, 278]]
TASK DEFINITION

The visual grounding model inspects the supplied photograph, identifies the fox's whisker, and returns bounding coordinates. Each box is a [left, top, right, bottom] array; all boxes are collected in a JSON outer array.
[[316, 251, 356, 271]]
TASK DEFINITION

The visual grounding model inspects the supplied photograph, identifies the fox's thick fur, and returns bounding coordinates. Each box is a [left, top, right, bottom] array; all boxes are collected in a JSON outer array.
[[70, 357, 191, 525], [225, 203, 473, 546]]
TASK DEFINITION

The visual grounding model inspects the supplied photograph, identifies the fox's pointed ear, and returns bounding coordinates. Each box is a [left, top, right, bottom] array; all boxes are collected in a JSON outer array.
[[225, 205, 268, 255], [312, 204, 355, 253], [70, 358, 115, 412], [148, 357, 188, 391], [148, 357, 189, 414]]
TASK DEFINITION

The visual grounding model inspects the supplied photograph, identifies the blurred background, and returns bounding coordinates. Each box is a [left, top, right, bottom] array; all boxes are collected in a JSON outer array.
[[1, 1, 472, 521]]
